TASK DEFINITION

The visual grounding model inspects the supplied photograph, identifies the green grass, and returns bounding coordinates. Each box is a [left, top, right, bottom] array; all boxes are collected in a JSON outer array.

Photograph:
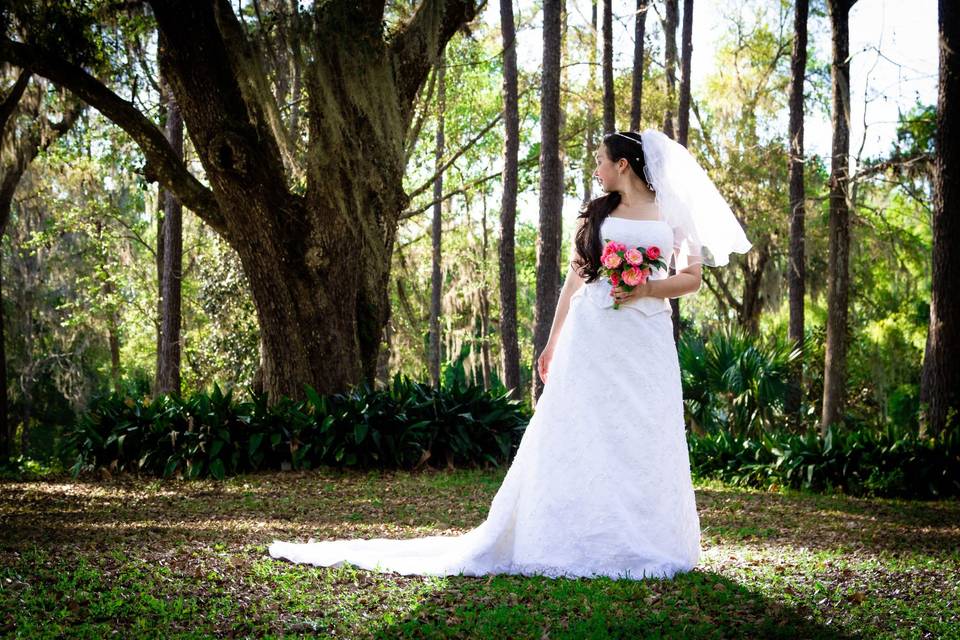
[[1, 467, 957, 638]]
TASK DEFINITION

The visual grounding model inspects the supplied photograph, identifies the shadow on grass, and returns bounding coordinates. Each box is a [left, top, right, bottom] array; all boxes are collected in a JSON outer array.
[[339, 566, 853, 639]]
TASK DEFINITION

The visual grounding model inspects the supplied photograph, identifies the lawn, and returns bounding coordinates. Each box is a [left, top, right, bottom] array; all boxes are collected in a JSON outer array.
[[1, 467, 957, 638]]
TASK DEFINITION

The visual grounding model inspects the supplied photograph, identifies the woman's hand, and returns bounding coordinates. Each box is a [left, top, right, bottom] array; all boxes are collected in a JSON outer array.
[[611, 281, 651, 306], [537, 343, 555, 384]]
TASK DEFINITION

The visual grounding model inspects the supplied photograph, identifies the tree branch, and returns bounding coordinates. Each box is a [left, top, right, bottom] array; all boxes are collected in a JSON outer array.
[[0, 69, 31, 134], [0, 37, 227, 236], [389, 0, 482, 110], [405, 108, 502, 201]]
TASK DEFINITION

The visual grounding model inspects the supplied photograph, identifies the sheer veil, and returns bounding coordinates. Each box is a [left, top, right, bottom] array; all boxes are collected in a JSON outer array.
[[639, 129, 753, 267]]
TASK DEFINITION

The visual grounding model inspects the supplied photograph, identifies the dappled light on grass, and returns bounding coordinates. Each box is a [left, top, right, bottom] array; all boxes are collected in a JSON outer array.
[[1, 467, 957, 637]]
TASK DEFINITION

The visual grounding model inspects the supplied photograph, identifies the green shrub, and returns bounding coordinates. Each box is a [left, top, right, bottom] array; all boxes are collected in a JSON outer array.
[[62, 373, 530, 480], [689, 422, 960, 499], [679, 327, 801, 438]]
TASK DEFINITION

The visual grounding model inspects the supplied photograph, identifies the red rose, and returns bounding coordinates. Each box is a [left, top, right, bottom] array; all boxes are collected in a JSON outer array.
[[646, 246, 661, 261], [609, 271, 621, 286]]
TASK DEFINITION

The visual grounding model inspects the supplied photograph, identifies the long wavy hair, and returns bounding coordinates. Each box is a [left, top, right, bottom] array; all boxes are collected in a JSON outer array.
[[573, 131, 654, 283]]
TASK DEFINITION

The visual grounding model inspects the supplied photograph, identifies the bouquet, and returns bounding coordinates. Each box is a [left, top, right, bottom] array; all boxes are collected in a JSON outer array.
[[600, 239, 668, 309]]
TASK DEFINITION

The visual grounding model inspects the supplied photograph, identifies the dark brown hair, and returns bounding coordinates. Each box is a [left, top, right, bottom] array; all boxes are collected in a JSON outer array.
[[572, 131, 652, 283]]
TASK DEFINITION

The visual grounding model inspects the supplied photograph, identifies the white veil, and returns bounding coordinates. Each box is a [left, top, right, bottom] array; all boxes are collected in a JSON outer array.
[[638, 129, 752, 267]]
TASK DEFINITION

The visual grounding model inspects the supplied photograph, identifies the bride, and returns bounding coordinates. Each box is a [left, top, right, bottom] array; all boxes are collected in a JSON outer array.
[[268, 129, 752, 580]]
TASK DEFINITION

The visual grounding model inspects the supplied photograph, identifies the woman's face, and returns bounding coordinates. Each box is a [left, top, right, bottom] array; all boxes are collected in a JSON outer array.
[[592, 144, 625, 193]]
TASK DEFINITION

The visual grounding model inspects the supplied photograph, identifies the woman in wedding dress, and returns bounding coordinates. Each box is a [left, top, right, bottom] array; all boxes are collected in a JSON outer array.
[[268, 129, 752, 581]]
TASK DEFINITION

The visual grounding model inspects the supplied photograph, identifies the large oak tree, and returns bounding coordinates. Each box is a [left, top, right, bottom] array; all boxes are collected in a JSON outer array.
[[0, 0, 481, 402]]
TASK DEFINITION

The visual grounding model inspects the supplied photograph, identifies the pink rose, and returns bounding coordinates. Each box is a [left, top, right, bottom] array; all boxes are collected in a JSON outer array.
[[602, 252, 622, 269], [609, 271, 621, 286], [646, 245, 661, 261], [624, 248, 644, 266], [621, 266, 643, 286]]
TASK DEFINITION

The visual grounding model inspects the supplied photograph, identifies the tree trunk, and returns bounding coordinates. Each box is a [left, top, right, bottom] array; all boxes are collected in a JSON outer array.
[[630, 0, 649, 131], [677, 0, 693, 146], [157, 85, 183, 396], [532, 0, 564, 405], [430, 56, 446, 388], [499, 0, 522, 399], [821, 0, 856, 435], [108, 305, 122, 394], [0, 248, 6, 461], [154, 78, 167, 393], [786, 0, 809, 424], [602, 0, 615, 133], [662, 0, 679, 139], [920, 0, 960, 438], [479, 194, 492, 390], [670, 0, 693, 345], [583, 1, 598, 204]]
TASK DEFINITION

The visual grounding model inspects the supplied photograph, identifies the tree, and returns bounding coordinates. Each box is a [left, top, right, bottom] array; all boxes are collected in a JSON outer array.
[[583, 1, 598, 204], [662, 0, 679, 138], [629, 0, 649, 131], [532, 0, 563, 405], [920, 0, 960, 437], [602, 0, 614, 132], [676, 0, 693, 147], [821, 0, 857, 435], [670, 0, 693, 345], [156, 76, 183, 396], [0, 70, 79, 460], [430, 56, 446, 388], [499, 0, 521, 399], [0, 0, 481, 402], [786, 0, 809, 423]]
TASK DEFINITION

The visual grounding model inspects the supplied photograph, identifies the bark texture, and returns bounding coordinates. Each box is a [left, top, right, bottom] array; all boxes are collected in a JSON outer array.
[[786, 0, 809, 422], [602, 0, 615, 133], [821, 0, 856, 435], [920, 0, 960, 437], [499, 0, 521, 399], [532, 0, 563, 405], [630, 0, 649, 131]]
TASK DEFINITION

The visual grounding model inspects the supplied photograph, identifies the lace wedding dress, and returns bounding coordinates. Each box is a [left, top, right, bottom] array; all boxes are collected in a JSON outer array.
[[268, 215, 702, 580]]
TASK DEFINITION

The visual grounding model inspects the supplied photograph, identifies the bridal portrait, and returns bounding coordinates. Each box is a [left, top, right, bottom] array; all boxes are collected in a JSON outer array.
[[0, 0, 956, 638]]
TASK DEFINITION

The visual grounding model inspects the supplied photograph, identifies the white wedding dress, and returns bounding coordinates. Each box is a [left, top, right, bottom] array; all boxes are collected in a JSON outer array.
[[269, 215, 702, 580]]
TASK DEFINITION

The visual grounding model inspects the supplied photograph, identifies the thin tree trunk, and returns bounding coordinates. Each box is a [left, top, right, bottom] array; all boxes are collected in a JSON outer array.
[[154, 79, 167, 392], [583, 1, 598, 204], [499, 0, 521, 399], [677, 0, 693, 146], [430, 55, 446, 388], [630, 0, 649, 131], [602, 0, 615, 133], [157, 86, 183, 396], [920, 0, 960, 438], [480, 193, 491, 390], [662, 0, 679, 138], [786, 0, 809, 424], [821, 0, 856, 435], [670, 0, 693, 345], [532, 0, 564, 405]]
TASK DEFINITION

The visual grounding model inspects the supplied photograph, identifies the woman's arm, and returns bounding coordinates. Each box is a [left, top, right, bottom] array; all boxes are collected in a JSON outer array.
[[612, 260, 702, 306], [545, 263, 586, 347], [538, 222, 587, 383], [641, 261, 702, 299]]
